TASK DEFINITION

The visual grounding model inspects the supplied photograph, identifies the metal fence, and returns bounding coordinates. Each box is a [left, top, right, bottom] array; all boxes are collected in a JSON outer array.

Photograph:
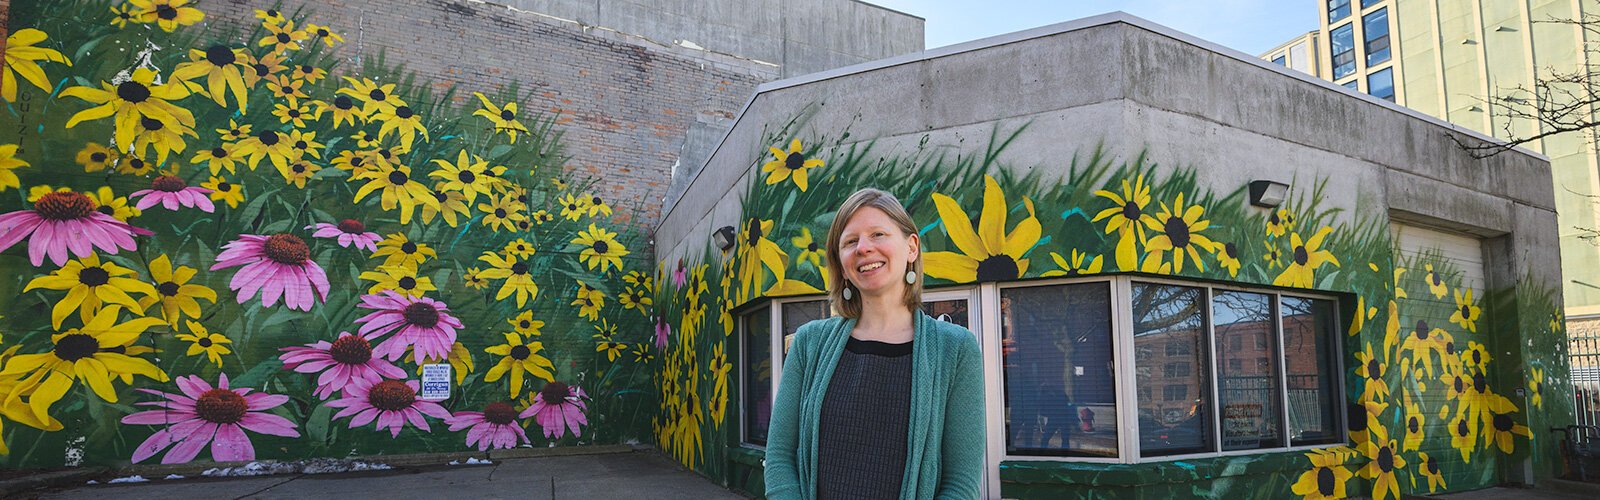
[[1574, 319, 1600, 436]]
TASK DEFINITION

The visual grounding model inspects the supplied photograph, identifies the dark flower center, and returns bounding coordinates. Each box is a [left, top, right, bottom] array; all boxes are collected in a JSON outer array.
[[1472, 373, 1488, 393], [540, 381, 570, 403], [1121, 201, 1140, 222], [432, 191, 449, 203], [458, 170, 475, 183], [593, 241, 610, 254], [745, 219, 763, 244], [1366, 360, 1380, 379], [91, 152, 108, 162], [337, 219, 365, 233], [140, 116, 164, 131], [276, 33, 291, 43], [217, 182, 233, 192], [483, 402, 518, 424], [329, 335, 373, 365], [317, 28, 331, 36], [294, 140, 308, 150], [253, 64, 270, 77], [152, 175, 187, 192], [35, 192, 97, 220], [1223, 242, 1238, 258], [205, 45, 235, 65], [292, 163, 306, 174], [511, 262, 528, 275], [367, 380, 416, 412], [403, 301, 440, 327], [198, 337, 213, 347], [158, 281, 180, 296], [519, 320, 531, 329], [116, 81, 151, 103], [1432, 273, 1443, 286], [398, 277, 417, 290], [784, 151, 806, 171], [97, 205, 115, 216], [1163, 216, 1191, 248], [259, 130, 280, 146], [591, 197, 601, 205], [1472, 350, 1482, 364], [395, 106, 414, 119], [1427, 456, 1440, 474], [288, 109, 302, 118], [1415, 320, 1429, 339], [1493, 413, 1513, 432], [387, 170, 409, 186], [975, 255, 1019, 282], [510, 344, 531, 360], [1293, 245, 1310, 265], [1377, 446, 1394, 472], [1445, 341, 1457, 355], [194, 388, 249, 424], [79, 266, 111, 286], [210, 147, 227, 158], [1269, 212, 1281, 225], [1457, 418, 1470, 437], [494, 208, 508, 218], [401, 242, 418, 254], [53, 334, 101, 362], [1408, 416, 1419, 433], [1316, 467, 1336, 495], [370, 89, 387, 101], [500, 109, 514, 120], [263, 234, 310, 264], [333, 95, 354, 109], [300, 65, 314, 74], [1347, 403, 1368, 432]]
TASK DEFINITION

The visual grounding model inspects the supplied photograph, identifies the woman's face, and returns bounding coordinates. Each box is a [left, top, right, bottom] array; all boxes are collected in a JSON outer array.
[[838, 206, 919, 298]]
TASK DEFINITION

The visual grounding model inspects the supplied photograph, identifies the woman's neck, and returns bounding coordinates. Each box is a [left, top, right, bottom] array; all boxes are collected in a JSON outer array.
[[853, 295, 915, 343]]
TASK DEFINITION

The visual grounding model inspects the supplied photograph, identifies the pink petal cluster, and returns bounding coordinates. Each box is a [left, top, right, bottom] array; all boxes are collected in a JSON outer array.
[[354, 291, 463, 362], [306, 219, 381, 251], [654, 316, 671, 349], [0, 191, 151, 266], [445, 402, 531, 451], [121, 373, 299, 464], [211, 233, 331, 311], [131, 176, 215, 212], [328, 379, 451, 437], [279, 331, 407, 399], [520, 382, 589, 440]]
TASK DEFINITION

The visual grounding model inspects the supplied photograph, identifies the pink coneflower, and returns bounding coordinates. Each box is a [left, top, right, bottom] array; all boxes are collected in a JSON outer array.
[[0, 190, 151, 266], [654, 316, 670, 349], [279, 331, 407, 399], [445, 402, 531, 451], [131, 175, 215, 212], [672, 258, 686, 287], [306, 219, 381, 251], [210, 233, 331, 311], [354, 291, 463, 362], [327, 379, 450, 437], [121, 373, 300, 464], [519, 381, 588, 439]]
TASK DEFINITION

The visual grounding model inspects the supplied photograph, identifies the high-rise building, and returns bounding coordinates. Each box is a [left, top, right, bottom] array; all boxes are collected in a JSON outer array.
[[1274, 0, 1600, 331], [1261, 30, 1325, 78]]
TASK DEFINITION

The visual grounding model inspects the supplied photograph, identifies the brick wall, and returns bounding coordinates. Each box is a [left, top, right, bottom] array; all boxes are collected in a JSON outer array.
[[202, 0, 770, 235]]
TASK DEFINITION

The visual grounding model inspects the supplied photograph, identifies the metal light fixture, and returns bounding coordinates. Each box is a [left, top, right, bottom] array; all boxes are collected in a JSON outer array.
[[713, 225, 737, 251], [1248, 180, 1290, 208]]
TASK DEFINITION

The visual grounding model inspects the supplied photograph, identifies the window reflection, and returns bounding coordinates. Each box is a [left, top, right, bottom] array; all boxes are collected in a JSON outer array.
[[1213, 291, 1284, 451], [1001, 283, 1117, 457], [1133, 283, 1214, 457], [742, 305, 771, 446], [1283, 296, 1342, 445]]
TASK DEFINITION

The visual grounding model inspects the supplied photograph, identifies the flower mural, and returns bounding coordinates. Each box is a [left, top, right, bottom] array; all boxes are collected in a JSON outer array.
[[122, 373, 298, 464]]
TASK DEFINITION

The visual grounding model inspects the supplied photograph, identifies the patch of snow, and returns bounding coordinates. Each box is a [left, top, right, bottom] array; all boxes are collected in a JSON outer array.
[[201, 458, 392, 477], [164, 474, 185, 480], [449, 457, 492, 465], [107, 475, 149, 484], [85, 480, 98, 485]]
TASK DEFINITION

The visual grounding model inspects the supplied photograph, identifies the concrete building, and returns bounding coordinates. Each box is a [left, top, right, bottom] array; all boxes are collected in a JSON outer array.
[[1286, 0, 1600, 332], [657, 13, 1569, 498], [1261, 30, 1325, 78]]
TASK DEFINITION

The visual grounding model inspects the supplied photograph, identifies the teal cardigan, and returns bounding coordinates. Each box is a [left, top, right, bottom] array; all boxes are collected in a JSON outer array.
[[764, 312, 986, 499]]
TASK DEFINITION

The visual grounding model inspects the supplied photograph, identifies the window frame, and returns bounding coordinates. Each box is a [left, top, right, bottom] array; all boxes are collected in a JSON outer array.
[[994, 275, 1347, 464], [1330, 22, 1357, 80], [737, 301, 774, 449], [1327, 0, 1352, 23], [1363, 8, 1391, 67], [1367, 67, 1395, 101]]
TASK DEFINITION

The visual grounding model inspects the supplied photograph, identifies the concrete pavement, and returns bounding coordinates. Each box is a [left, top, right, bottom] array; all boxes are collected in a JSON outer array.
[[23, 451, 747, 500]]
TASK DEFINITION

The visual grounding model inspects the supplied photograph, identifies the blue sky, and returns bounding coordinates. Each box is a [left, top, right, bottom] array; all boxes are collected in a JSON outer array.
[[867, 0, 1319, 56]]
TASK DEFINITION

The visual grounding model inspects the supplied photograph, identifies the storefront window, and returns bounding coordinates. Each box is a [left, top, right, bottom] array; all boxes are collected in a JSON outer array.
[[742, 305, 772, 446], [1001, 282, 1117, 457], [1283, 296, 1343, 445], [1134, 283, 1214, 457], [1213, 291, 1284, 451]]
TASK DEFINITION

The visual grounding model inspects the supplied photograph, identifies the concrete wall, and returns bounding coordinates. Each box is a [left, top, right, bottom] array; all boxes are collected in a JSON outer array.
[[653, 14, 1569, 497], [494, 0, 925, 77]]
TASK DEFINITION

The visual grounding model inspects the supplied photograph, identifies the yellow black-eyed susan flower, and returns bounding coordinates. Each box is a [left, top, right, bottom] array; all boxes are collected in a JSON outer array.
[[1216, 241, 1242, 277], [1290, 448, 1354, 500], [1403, 397, 1425, 452], [0, 305, 168, 423], [240, 51, 288, 88], [301, 22, 345, 46], [573, 281, 606, 321], [1529, 367, 1544, 409], [136, 254, 217, 326], [584, 193, 613, 217], [191, 142, 238, 175], [1042, 249, 1104, 277], [463, 267, 490, 290], [1142, 193, 1216, 273], [1354, 342, 1389, 402], [272, 100, 318, 128], [85, 186, 140, 221], [372, 232, 436, 269], [351, 162, 437, 224], [1461, 341, 1492, 374], [109, 4, 138, 27], [255, 8, 285, 26], [218, 120, 251, 142], [1450, 288, 1482, 332], [594, 319, 625, 361], [1418, 452, 1447, 492], [574, 223, 629, 274], [63, 68, 194, 153], [632, 343, 654, 363], [1272, 227, 1339, 288], [1263, 239, 1283, 269], [531, 210, 555, 225], [618, 285, 652, 314], [200, 176, 245, 209], [316, 95, 367, 128], [478, 194, 528, 233], [791, 227, 826, 272], [430, 150, 499, 204], [172, 45, 249, 113], [1425, 263, 1449, 298], [75, 143, 118, 172], [478, 251, 539, 307], [233, 128, 296, 171], [558, 193, 589, 221], [25, 254, 157, 329], [503, 239, 537, 260], [735, 217, 787, 299], [1092, 174, 1155, 271], [339, 76, 406, 115], [278, 160, 320, 188], [507, 310, 544, 336], [0, 145, 21, 192], [926, 175, 1039, 282], [1358, 426, 1406, 500], [176, 321, 231, 368], [259, 19, 309, 53], [484, 332, 555, 399], [265, 74, 308, 101], [1266, 209, 1295, 238], [360, 265, 437, 297], [762, 139, 824, 191], [472, 92, 529, 143], [129, 0, 204, 32], [1449, 409, 1479, 463], [3, 29, 73, 103], [289, 64, 327, 85], [128, 113, 195, 166], [419, 189, 471, 227]]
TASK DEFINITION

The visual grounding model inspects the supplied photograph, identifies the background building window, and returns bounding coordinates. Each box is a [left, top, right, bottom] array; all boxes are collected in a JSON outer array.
[[741, 305, 772, 446], [1001, 282, 1117, 457], [1367, 68, 1395, 101], [1273, 55, 1287, 66], [1341, 79, 1359, 90], [1134, 283, 1214, 457], [1328, 0, 1351, 23], [1361, 0, 1384, 8], [1213, 291, 1284, 451], [1331, 23, 1356, 80], [1364, 8, 1390, 66], [1282, 296, 1343, 446]]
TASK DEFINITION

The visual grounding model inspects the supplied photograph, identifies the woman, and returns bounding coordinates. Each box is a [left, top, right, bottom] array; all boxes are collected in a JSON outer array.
[[765, 188, 986, 500]]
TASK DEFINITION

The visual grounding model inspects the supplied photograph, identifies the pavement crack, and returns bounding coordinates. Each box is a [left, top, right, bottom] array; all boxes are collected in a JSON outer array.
[[233, 473, 303, 499], [487, 462, 502, 482]]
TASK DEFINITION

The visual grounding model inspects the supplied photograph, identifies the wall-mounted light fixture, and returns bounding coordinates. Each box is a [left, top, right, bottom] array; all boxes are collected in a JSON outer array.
[[1248, 180, 1289, 208], [713, 225, 737, 252]]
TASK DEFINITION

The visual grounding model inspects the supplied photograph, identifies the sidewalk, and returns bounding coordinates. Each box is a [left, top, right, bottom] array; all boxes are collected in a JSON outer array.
[[23, 451, 747, 500]]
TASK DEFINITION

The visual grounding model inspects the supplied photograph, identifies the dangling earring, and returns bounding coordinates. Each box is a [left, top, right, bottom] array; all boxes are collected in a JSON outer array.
[[843, 285, 853, 300], [906, 270, 917, 284]]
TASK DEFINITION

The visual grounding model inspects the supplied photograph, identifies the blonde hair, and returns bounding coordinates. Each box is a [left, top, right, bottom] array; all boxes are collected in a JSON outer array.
[[825, 188, 924, 318]]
